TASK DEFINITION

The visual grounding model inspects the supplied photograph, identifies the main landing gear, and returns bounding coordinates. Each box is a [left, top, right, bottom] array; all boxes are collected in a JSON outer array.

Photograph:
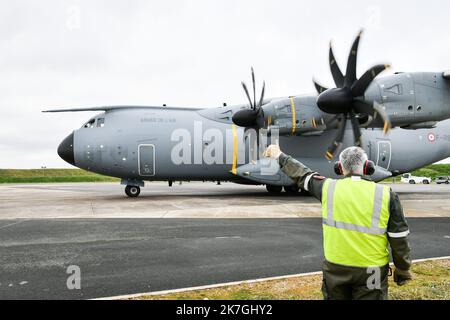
[[265, 184, 310, 196], [125, 185, 141, 197], [283, 185, 300, 194], [122, 179, 144, 198], [266, 184, 283, 193]]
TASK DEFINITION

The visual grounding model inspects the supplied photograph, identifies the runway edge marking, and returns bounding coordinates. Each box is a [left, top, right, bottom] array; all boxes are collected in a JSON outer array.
[[93, 255, 450, 300]]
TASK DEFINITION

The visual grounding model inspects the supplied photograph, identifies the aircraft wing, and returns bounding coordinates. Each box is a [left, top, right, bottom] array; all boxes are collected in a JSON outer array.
[[42, 105, 202, 113]]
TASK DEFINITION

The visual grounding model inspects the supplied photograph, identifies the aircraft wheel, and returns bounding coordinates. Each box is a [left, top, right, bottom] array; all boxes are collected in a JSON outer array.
[[284, 185, 299, 194], [298, 189, 311, 196], [266, 185, 282, 193], [125, 185, 141, 197]]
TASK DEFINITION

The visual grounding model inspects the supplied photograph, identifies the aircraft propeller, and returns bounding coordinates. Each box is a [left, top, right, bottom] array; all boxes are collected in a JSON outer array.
[[231, 67, 265, 128], [313, 30, 392, 160]]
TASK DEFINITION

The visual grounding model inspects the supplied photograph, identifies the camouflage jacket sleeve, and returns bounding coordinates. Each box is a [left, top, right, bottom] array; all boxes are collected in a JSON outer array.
[[387, 189, 412, 271], [278, 153, 326, 201]]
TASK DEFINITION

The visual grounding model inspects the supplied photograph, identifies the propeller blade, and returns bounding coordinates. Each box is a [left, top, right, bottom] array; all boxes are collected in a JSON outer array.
[[329, 42, 345, 87], [257, 81, 266, 108], [351, 64, 391, 97], [241, 82, 254, 109], [344, 29, 363, 87], [251, 67, 256, 110], [313, 79, 328, 94], [324, 114, 340, 128], [349, 111, 362, 147], [373, 101, 391, 134], [325, 115, 347, 160], [353, 100, 391, 134]]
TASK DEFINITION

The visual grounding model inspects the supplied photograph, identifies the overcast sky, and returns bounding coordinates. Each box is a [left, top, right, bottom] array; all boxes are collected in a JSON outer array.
[[1, 0, 450, 168]]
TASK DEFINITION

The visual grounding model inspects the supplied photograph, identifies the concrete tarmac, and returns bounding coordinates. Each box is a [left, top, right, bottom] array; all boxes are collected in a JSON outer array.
[[1, 182, 450, 218], [0, 182, 449, 299], [0, 218, 449, 300]]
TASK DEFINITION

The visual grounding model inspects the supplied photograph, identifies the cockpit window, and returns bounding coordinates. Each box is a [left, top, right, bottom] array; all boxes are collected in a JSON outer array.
[[97, 118, 105, 128], [83, 119, 95, 128]]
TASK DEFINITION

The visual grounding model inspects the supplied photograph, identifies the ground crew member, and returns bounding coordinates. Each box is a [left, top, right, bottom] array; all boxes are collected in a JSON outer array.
[[264, 145, 412, 300]]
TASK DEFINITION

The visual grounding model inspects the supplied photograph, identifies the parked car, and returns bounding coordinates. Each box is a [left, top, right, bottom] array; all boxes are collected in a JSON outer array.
[[435, 176, 450, 184], [400, 173, 432, 184]]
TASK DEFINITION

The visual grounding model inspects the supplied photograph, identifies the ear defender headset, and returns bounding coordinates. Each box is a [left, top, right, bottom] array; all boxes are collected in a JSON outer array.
[[334, 160, 375, 176]]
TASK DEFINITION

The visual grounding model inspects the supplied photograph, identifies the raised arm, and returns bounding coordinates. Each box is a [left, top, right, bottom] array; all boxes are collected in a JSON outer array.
[[264, 145, 326, 201]]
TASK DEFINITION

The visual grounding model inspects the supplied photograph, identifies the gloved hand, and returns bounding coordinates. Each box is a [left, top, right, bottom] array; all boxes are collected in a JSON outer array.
[[263, 144, 282, 159], [393, 268, 412, 286]]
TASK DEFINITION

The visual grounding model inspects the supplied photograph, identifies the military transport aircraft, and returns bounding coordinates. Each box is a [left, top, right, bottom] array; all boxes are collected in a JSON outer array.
[[45, 31, 450, 197]]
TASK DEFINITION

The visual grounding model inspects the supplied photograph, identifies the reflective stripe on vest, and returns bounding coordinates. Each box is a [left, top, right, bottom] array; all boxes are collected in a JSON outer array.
[[323, 179, 387, 235]]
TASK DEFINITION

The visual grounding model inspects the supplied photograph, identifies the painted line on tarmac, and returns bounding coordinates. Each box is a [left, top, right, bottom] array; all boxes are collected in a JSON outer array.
[[0, 219, 31, 230], [94, 255, 450, 300]]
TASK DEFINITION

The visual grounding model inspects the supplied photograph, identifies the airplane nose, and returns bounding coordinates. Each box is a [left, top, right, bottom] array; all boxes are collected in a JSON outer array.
[[57, 132, 75, 166]]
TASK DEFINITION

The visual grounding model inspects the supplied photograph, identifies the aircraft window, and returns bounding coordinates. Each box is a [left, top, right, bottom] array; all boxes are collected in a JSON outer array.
[[97, 118, 105, 128], [83, 119, 95, 128]]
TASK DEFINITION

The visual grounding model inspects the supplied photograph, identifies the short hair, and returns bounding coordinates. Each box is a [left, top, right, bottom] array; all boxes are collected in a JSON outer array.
[[339, 146, 368, 175]]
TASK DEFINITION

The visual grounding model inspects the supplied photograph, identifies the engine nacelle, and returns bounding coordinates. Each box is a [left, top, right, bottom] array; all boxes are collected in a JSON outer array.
[[261, 97, 327, 136], [372, 72, 450, 127]]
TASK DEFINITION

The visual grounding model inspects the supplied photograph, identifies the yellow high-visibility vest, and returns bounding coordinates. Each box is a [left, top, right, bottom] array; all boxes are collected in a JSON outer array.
[[321, 177, 391, 267]]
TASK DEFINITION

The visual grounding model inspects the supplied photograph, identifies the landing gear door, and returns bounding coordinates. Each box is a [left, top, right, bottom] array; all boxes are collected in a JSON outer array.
[[376, 140, 391, 170], [139, 144, 155, 176]]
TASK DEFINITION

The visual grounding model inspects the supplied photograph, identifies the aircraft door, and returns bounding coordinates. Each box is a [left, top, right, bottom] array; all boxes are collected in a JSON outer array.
[[138, 144, 155, 176], [376, 140, 391, 170], [244, 129, 258, 163]]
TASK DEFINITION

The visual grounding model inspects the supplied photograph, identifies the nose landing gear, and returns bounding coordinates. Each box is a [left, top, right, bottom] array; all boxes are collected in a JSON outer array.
[[125, 185, 141, 197]]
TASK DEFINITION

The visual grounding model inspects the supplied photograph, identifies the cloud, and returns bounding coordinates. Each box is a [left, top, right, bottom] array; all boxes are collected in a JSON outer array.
[[1, 0, 450, 168]]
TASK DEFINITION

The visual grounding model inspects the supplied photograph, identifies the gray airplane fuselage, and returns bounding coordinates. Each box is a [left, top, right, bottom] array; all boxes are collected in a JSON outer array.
[[55, 71, 450, 188]]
